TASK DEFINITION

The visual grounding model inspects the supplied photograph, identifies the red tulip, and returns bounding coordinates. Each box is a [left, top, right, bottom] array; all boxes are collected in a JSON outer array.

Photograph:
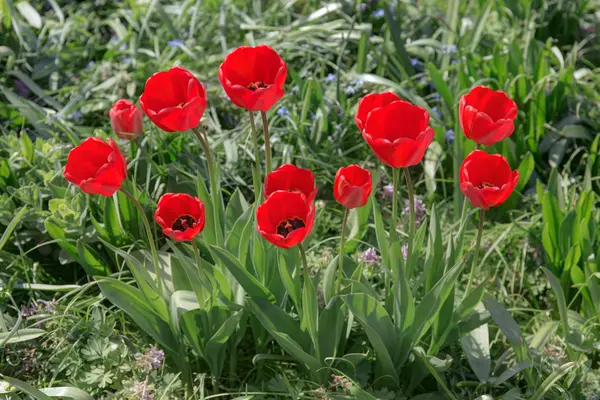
[[139, 67, 207, 133], [109, 99, 143, 140], [264, 164, 317, 203], [459, 86, 518, 146], [356, 93, 434, 168], [256, 191, 315, 249], [334, 165, 372, 209], [460, 150, 519, 210], [63, 137, 127, 196], [218, 45, 287, 111], [154, 193, 206, 242]]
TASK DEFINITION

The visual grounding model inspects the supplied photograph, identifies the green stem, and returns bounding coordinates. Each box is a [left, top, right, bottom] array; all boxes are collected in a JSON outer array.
[[121, 187, 163, 296], [191, 240, 202, 275], [391, 168, 399, 243], [298, 243, 309, 283], [192, 126, 222, 247], [248, 111, 262, 196], [336, 208, 349, 292], [260, 111, 272, 175], [404, 168, 415, 277], [464, 209, 485, 299]]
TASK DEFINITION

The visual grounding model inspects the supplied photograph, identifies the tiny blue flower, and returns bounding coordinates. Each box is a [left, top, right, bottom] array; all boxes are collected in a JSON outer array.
[[122, 57, 133, 65], [410, 58, 420, 67], [345, 86, 356, 96], [118, 43, 127, 51], [432, 106, 442, 118], [69, 111, 84, 122], [441, 44, 457, 55], [353, 79, 364, 88], [445, 129, 455, 145], [167, 39, 184, 48], [277, 107, 290, 117], [372, 9, 385, 18], [325, 73, 337, 83], [430, 93, 440, 100], [86, 61, 95, 68], [291, 85, 300, 94]]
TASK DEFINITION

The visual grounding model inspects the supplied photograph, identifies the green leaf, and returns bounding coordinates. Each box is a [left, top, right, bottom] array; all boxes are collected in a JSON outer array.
[[0, 328, 46, 345], [98, 278, 179, 354], [482, 295, 523, 347], [210, 246, 274, 302], [515, 153, 534, 193], [372, 200, 390, 268], [301, 274, 320, 360], [530, 361, 581, 400], [278, 250, 301, 309], [469, 0, 493, 52], [344, 197, 372, 253], [76, 240, 109, 276], [15, 1, 41, 29], [318, 298, 345, 360], [460, 307, 490, 383], [426, 63, 453, 109], [20, 130, 34, 164], [542, 268, 570, 342], [0, 375, 51, 399], [224, 189, 248, 231], [0, 206, 27, 251], [342, 293, 399, 383], [205, 310, 244, 379], [248, 298, 319, 371], [493, 361, 532, 386]]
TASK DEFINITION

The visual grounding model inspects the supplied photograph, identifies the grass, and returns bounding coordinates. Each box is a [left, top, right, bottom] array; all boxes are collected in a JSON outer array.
[[1, 0, 600, 398]]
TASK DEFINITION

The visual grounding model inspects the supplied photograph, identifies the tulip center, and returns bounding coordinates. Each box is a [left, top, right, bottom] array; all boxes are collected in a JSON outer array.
[[477, 181, 498, 189], [248, 81, 269, 91], [276, 217, 305, 238], [172, 214, 197, 231]]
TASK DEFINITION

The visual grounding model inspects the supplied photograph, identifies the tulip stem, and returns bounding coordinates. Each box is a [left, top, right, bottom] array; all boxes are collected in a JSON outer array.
[[403, 168, 415, 277], [298, 243, 309, 284], [464, 209, 485, 299], [391, 168, 399, 242], [191, 240, 202, 275], [261, 111, 272, 175], [192, 126, 222, 247], [248, 111, 262, 197], [121, 187, 163, 297], [336, 208, 349, 293]]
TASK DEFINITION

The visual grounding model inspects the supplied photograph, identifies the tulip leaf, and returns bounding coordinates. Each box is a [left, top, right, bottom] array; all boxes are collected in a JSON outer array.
[[205, 310, 245, 379], [460, 307, 491, 383], [482, 294, 524, 348], [210, 245, 274, 302]]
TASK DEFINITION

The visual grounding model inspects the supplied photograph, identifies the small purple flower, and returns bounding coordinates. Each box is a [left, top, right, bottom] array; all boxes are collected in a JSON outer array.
[[430, 93, 440, 100], [441, 44, 457, 55], [353, 79, 364, 88], [402, 196, 426, 227], [357, 3, 368, 12], [325, 73, 337, 83], [167, 39, 184, 48], [147, 346, 164, 369], [401, 244, 408, 261], [361, 248, 379, 263], [21, 305, 37, 318], [118, 43, 127, 51], [410, 58, 420, 67], [277, 107, 290, 117], [344, 86, 357, 96], [85, 61, 95, 68], [122, 57, 133, 66], [14, 79, 30, 98], [445, 129, 455, 145], [372, 9, 385, 18], [69, 111, 84, 122], [382, 183, 394, 200], [432, 106, 442, 119]]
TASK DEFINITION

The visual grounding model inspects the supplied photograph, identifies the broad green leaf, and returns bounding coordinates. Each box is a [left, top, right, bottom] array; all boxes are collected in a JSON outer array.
[[493, 361, 532, 386], [210, 246, 274, 302], [20, 130, 34, 164], [0, 375, 51, 399], [98, 278, 179, 354], [345, 196, 372, 253], [530, 321, 559, 350], [0, 328, 45, 345], [318, 298, 345, 360], [15, 1, 41, 29], [205, 310, 244, 379], [170, 290, 199, 331], [301, 274, 320, 360], [41, 387, 94, 399], [483, 295, 523, 347], [515, 153, 534, 193], [542, 268, 570, 342], [224, 189, 248, 231], [342, 293, 399, 382], [530, 361, 581, 400], [460, 307, 490, 383], [426, 63, 453, 109], [0, 206, 27, 251], [278, 249, 301, 309]]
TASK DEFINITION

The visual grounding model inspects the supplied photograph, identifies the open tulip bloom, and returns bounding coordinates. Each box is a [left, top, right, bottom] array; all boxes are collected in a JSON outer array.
[[140, 66, 207, 133], [356, 92, 434, 168], [155, 193, 206, 242], [218, 45, 287, 112], [459, 86, 518, 146], [460, 150, 519, 210], [63, 137, 127, 196], [264, 164, 318, 203]]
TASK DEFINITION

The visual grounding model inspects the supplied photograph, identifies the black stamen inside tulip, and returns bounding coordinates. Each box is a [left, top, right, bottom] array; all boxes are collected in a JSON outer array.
[[276, 218, 306, 238], [248, 81, 269, 91], [477, 181, 497, 189], [172, 215, 197, 232]]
